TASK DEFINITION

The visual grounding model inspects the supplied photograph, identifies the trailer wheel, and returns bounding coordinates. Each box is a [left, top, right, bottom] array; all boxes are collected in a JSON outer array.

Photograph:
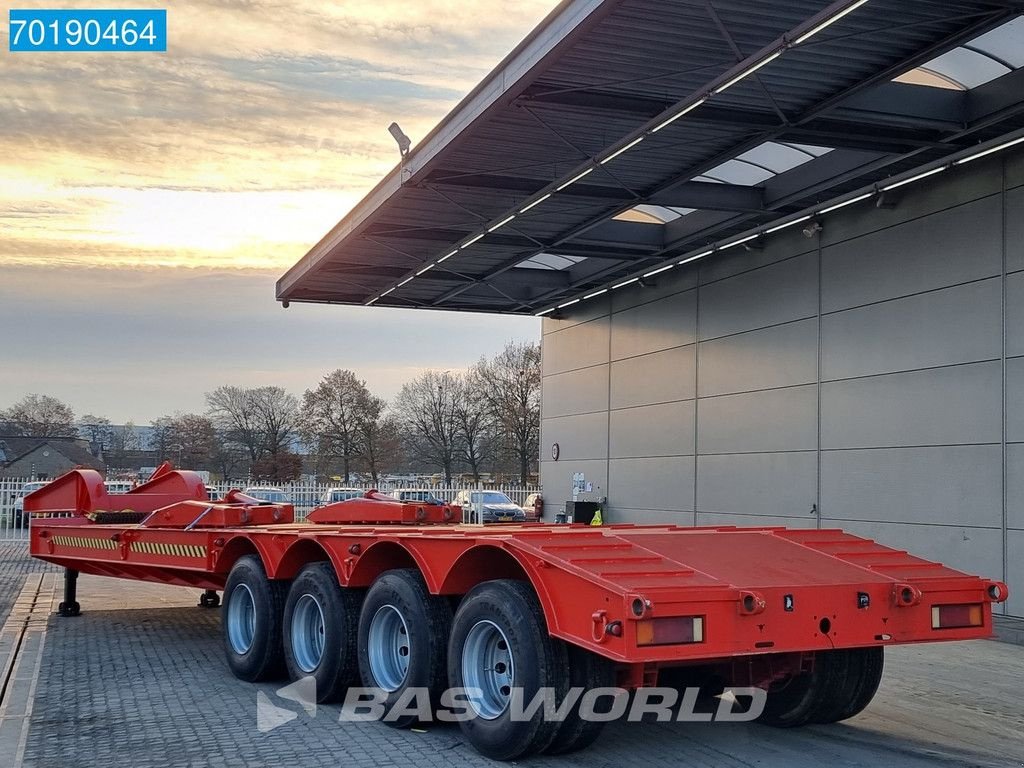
[[543, 643, 616, 755], [756, 651, 847, 728], [283, 562, 363, 703], [222, 555, 288, 682], [812, 647, 884, 724], [357, 569, 452, 728], [447, 580, 570, 761]]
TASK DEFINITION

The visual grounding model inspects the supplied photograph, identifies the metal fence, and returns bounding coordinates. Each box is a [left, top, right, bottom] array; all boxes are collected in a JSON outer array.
[[0, 477, 542, 539]]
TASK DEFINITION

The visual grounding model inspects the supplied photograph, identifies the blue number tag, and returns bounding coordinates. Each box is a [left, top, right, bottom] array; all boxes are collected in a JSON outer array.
[[9, 9, 167, 52]]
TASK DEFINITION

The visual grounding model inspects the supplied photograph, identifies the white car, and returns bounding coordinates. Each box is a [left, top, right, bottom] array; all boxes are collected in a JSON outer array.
[[321, 487, 364, 504], [13, 481, 48, 527], [242, 487, 291, 504], [454, 490, 527, 523]]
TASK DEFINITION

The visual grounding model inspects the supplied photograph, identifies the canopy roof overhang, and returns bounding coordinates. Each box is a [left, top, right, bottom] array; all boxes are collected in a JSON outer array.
[[277, 0, 1024, 316]]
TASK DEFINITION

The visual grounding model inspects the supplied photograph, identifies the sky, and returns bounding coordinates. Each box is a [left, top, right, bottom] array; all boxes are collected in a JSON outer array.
[[0, 0, 553, 423]]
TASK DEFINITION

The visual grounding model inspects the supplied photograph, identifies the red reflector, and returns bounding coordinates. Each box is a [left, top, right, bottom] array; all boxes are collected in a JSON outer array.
[[931, 604, 983, 629], [636, 616, 703, 646]]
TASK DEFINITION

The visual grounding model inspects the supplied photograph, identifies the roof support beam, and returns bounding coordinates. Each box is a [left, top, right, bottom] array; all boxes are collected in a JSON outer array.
[[649, 181, 764, 212]]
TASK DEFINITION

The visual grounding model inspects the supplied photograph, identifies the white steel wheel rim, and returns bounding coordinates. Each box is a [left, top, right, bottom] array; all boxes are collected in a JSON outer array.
[[291, 594, 326, 673], [227, 583, 257, 654], [367, 604, 410, 692], [462, 620, 515, 720]]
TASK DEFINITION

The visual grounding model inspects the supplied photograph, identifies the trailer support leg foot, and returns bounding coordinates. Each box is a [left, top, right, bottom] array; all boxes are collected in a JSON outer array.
[[198, 590, 220, 608], [58, 569, 81, 617]]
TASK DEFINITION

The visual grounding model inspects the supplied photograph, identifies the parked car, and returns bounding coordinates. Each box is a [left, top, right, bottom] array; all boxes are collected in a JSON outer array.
[[104, 480, 134, 495], [321, 487, 364, 504], [453, 490, 527, 523], [390, 489, 445, 505], [12, 481, 48, 528], [242, 487, 291, 504]]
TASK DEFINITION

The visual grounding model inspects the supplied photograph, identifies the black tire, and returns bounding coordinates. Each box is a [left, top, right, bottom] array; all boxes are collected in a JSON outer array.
[[357, 569, 452, 728], [222, 555, 288, 682], [757, 650, 847, 728], [447, 580, 571, 761], [283, 562, 363, 703], [813, 647, 884, 723], [543, 643, 616, 755]]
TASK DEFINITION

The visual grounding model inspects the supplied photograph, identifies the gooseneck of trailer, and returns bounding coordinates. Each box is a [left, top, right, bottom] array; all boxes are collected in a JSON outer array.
[[25, 464, 1008, 760]]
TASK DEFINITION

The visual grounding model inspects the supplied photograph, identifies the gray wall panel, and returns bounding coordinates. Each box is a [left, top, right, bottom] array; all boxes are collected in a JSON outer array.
[[609, 401, 694, 459], [1007, 356, 1024, 443], [698, 318, 817, 398], [1009, 186, 1024, 274], [696, 511, 817, 528], [1007, 531, 1024, 617], [541, 300, 608, 333], [542, 317, 609, 376], [1006, 443, 1024, 531], [542, 366, 608, 418], [821, 362, 1001, 449], [539, 459, 608, 508], [697, 451, 816, 518], [610, 508, 693, 525], [609, 345, 695, 409], [820, 445, 1002, 527], [610, 290, 697, 361], [698, 385, 817, 454], [1007, 271, 1024, 358], [611, 269, 697, 313], [821, 161, 1002, 253], [821, 196, 1002, 313], [698, 252, 818, 341], [540, 412, 608, 461], [608, 457, 694, 512], [698, 231, 816, 286], [820, 278, 1002, 381]]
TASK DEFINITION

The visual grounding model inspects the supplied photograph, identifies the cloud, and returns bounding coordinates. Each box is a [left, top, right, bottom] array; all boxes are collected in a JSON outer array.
[[0, 0, 560, 269], [0, 264, 539, 422]]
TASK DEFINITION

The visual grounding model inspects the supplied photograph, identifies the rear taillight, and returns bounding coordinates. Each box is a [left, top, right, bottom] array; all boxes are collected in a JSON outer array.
[[931, 604, 983, 629], [636, 616, 704, 646]]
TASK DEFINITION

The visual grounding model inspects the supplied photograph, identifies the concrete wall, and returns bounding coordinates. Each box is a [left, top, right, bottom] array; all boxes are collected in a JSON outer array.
[[541, 149, 1024, 617]]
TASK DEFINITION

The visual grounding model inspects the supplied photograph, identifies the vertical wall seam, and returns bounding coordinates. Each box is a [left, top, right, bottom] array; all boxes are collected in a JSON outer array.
[[1001, 157, 1009, 612], [694, 271, 702, 527], [816, 233, 823, 530], [605, 295, 612, 515]]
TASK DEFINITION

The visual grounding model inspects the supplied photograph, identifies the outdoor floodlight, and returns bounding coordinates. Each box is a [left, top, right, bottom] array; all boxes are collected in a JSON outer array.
[[388, 122, 412, 156]]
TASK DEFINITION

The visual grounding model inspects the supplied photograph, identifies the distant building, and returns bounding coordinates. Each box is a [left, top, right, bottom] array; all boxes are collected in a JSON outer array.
[[0, 436, 105, 479]]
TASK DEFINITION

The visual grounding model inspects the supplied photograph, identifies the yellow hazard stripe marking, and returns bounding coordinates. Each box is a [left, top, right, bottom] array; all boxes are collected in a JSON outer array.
[[52, 536, 205, 558], [132, 541, 207, 558], [52, 535, 118, 550]]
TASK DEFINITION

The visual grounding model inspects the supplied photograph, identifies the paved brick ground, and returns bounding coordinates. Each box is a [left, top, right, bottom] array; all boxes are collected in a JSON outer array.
[[0, 541, 55, 626], [3, 546, 1022, 768]]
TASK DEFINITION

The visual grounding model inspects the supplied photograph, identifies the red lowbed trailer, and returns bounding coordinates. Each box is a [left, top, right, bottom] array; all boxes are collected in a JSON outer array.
[[27, 463, 1008, 759]]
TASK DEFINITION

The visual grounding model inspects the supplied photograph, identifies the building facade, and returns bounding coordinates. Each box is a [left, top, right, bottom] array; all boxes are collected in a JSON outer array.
[[541, 149, 1024, 617]]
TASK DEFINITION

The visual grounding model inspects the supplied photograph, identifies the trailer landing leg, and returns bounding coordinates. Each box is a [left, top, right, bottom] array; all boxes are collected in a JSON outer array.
[[58, 568, 81, 617], [198, 590, 220, 608]]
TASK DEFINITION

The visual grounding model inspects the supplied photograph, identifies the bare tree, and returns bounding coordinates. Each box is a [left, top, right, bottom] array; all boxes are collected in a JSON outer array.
[[170, 413, 216, 468], [107, 421, 141, 466], [473, 341, 541, 483], [454, 372, 494, 483], [206, 386, 299, 462], [150, 416, 175, 461], [358, 397, 402, 485], [301, 370, 373, 483], [0, 394, 76, 437], [394, 370, 462, 484], [77, 414, 113, 454]]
